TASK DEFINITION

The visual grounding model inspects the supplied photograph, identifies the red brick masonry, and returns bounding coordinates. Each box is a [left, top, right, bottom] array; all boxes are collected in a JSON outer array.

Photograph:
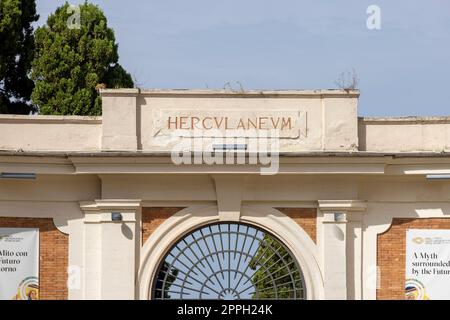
[[142, 207, 185, 244], [276, 208, 317, 243], [377, 218, 450, 300], [142, 207, 317, 245]]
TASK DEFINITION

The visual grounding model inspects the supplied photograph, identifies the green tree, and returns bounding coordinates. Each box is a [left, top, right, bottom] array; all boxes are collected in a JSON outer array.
[[0, 0, 39, 114], [154, 262, 180, 299], [31, 2, 133, 115], [249, 236, 303, 299]]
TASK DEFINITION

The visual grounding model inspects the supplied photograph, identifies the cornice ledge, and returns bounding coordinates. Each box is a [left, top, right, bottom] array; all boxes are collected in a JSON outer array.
[[318, 200, 367, 212], [79, 199, 142, 211]]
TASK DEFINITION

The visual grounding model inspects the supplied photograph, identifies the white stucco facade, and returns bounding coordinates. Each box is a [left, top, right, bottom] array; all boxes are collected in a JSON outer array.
[[2, 89, 450, 300]]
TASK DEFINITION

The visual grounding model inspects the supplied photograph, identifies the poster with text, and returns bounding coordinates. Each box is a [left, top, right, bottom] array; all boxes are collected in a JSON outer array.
[[406, 229, 450, 300], [0, 228, 39, 300]]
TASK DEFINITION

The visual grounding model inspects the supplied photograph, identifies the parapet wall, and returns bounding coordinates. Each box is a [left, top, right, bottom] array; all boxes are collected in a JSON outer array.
[[359, 117, 450, 152], [1, 90, 449, 154], [0, 115, 101, 152], [101, 89, 360, 152]]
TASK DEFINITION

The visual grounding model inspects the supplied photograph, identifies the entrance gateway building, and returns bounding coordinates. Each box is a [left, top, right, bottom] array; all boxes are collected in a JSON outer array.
[[1, 88, 450, 300]]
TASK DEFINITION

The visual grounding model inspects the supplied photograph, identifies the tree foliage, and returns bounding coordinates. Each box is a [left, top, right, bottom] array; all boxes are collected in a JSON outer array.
[[249, 236, 303, 299], [31, 2, 133, 115], [0, 0, 39, 114], [154, 262, 180, 299]]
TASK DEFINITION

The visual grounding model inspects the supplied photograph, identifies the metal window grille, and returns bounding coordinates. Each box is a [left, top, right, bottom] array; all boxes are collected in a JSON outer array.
[[152, 222, 306, 300]]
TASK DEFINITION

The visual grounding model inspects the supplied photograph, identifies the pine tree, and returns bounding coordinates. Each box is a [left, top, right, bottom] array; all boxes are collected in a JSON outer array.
[[31, 2, 133, 115]]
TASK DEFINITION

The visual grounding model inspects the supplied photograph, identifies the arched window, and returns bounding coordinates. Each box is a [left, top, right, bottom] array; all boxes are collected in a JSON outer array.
[[152, 222, 306, 300]]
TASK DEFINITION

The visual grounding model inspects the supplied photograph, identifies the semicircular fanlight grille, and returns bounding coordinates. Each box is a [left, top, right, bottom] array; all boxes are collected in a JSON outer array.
[[152, 222, 306, 300]]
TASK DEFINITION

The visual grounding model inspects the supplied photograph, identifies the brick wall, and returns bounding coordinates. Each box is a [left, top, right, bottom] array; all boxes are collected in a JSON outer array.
[[276, 208, 317, 243], [141, 207, 317, 247], [142, 207, 185, 244], [377, 218, 450, 300], [0, 217, 68, 300]]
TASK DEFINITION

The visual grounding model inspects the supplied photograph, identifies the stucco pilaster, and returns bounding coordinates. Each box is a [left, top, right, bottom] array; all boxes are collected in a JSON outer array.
[[79, 199, 142, 300], [318, 200, 366, 300]]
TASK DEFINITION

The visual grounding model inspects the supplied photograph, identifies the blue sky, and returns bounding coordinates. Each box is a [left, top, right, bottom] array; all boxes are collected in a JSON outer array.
[[36, 1, 450, 116]]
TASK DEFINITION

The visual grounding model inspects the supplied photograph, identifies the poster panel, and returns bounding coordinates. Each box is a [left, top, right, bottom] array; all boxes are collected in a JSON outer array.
[[0, 228, 39, 300], [406, 229, 450, 300]]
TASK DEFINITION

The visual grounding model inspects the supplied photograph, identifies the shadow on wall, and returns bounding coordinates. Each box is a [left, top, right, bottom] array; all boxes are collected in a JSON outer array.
[[121, 223, 133, 240]]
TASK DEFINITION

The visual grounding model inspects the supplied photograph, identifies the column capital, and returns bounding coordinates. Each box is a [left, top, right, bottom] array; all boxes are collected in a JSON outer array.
[[80, 199, 142, 210], [79, 199, 142, 223], [319, 200, 367, 224], [318, 200, 367, 212]]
